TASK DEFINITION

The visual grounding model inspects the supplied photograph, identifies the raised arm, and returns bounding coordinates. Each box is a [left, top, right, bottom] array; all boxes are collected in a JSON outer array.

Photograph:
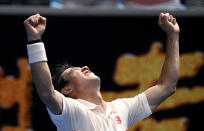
[[24, 14, 63, 115], [145, 13, 180, 112]]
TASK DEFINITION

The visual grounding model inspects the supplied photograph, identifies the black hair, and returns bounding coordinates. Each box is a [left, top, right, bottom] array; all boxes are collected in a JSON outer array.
[[52, 62, 72, 92]]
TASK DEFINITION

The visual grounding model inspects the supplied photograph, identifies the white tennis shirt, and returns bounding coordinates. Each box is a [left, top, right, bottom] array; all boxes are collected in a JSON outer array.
[[47, 92, 152, 131]]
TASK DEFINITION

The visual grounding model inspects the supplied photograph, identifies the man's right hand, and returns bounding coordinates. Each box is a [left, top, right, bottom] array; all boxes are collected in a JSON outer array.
[[24, 14, 46, 42]]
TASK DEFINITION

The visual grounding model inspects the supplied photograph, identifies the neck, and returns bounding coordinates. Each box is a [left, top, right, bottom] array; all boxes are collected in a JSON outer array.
[[79, 86, 106, 110], [76, 79, 106, 109]]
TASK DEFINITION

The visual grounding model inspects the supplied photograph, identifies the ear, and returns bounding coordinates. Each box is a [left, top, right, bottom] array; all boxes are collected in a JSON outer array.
[[61, 87, 72, 95]]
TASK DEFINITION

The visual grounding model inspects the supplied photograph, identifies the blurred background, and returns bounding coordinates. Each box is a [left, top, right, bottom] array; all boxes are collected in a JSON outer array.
[[0, 0, 204, 131], [1, 0, 204, 9]]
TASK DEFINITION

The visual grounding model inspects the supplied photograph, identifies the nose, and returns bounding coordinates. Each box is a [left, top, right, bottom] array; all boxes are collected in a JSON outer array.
[[81, 66, 89, 72]]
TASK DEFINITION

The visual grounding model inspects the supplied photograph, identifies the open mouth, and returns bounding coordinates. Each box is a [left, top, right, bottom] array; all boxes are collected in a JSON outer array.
[[84, 70, 91, 75], [82, 67, 92, 76]]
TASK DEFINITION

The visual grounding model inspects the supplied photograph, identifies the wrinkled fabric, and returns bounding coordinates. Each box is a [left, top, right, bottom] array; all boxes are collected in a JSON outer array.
[[47, 92, 152, 131]]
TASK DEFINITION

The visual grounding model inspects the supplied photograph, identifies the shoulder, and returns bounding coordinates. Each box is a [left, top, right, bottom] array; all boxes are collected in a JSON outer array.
[[109, 93, 148, 109]]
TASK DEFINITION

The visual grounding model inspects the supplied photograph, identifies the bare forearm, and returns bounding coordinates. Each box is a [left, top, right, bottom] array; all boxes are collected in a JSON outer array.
[[24, 14, 62, 114], [31, 62, 63, 114], [145, 13, 180, 112], [158, 33, 179, 91], [31, 62, 55, 98]]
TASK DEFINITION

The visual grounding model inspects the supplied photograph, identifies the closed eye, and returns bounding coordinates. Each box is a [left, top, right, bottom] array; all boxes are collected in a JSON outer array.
[[67, 67, 81, 76]]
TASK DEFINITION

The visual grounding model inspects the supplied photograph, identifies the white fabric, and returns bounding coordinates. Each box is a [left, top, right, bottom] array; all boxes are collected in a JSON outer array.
[[27, 42, 48, 64], [47, 92, 152, 131]]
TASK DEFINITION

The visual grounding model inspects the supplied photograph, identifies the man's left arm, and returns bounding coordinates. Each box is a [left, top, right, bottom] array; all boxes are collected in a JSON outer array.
[[145, 13, 180, 112]]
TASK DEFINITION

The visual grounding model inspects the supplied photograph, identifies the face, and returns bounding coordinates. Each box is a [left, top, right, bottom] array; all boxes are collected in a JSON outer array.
[[61, 66, 100, 97]]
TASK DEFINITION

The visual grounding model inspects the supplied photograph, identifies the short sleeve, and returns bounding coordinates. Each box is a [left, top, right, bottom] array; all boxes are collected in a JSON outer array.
[[46, 94, 67, 120], [119, 92, 152, 128], [46, 94, 81, 130]]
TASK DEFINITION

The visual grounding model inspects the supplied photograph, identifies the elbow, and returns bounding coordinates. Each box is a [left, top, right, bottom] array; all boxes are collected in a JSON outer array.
[[170, 86, 176, 94], [39, 91, 56, 105], [40, 89, 55, 98], [170, 78, 177, 93], [161, 84, 176, 97], [37, 87, 56, 102], [159, 77, 178, 94], [171, 78, 178, 93], [166, 83, 177, 95], [159, 81, 177, 95], [40, 91, 52, 98]]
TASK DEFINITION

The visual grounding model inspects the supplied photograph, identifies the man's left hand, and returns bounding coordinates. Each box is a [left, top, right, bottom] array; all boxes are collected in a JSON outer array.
[[158, 13, 180, 35]]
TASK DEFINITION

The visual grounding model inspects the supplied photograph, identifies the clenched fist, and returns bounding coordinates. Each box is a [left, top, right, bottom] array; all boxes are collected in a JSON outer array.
[[158, 13, 180, 35], [24, 14, 46, 42]]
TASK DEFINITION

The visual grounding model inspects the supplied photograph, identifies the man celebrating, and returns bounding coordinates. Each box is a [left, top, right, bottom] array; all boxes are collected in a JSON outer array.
[[24, 13, 179, 131]]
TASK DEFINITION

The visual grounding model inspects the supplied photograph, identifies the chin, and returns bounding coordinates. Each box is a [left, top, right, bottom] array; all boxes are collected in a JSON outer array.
[[85, 73, 100, 83], [95, 76, 100, 81], [90, 75, 100, 81], [90, 75, 100, 83]]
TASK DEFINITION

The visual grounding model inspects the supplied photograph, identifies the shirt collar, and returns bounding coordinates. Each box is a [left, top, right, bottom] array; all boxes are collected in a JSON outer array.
[[76, 99, 98, 110], [76, 99, 115, 116], [105, 102, 117, 116]]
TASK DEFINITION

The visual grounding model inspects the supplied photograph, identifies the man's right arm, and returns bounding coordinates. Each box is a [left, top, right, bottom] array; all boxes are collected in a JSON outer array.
[[24, 14, 63, 115], [31, 63, 63, 115]]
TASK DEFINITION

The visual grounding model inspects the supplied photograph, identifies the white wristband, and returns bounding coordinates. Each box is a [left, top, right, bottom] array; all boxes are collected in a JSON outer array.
[[27, 42, 48, 64]]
